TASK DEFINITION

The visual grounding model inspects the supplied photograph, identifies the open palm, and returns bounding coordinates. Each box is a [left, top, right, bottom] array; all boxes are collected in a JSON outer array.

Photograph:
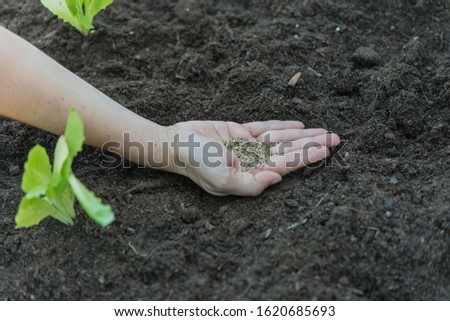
[[169, 120, 340, 196]]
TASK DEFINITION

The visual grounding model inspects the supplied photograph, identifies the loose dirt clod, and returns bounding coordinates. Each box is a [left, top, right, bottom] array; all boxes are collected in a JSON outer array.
[[351, 46, 382, 66], [224, 138, 273, 170]]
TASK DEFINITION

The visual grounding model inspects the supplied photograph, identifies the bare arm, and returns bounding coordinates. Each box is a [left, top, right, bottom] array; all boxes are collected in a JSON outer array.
[[0, 26, 169, 169], [0, 27, 340, 196]]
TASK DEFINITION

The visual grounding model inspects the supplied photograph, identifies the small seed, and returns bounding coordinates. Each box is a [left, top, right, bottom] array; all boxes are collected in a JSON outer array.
[[288, 72, 302, 87], [224, 138, 273, 170]]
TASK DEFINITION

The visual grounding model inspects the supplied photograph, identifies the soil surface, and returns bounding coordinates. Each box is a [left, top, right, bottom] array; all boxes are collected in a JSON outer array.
[[1, 0, 449, 300]]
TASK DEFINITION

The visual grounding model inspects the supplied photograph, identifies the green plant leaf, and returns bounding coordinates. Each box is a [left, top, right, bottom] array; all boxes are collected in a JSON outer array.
[[51, 107, 85, 188], [21, 145, 52, 197], [52, 135, 70, 187], [47, 184, 76, 224], [41, 0, 90, 36], [69, 174, 115, 227], [16, 108, 115, 228], [84, 0, 114, 21], [40, 0, 113, 36], [65, 0, 81, 16], [65, 107, 85, 158], [16, 197, 60, 228]]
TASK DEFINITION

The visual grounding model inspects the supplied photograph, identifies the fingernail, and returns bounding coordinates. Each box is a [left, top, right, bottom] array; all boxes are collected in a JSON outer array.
[[270, 177, 282, 185]]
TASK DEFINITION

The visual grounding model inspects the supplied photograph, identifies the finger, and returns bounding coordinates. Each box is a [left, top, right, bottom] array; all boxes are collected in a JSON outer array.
[[243, 120, 305, 137], [225, 171, 282, 196], [222, 122, 255, 140], [271, 132, 340, 154], [264, 145, 330, 176], [256, 128, 328, 143]]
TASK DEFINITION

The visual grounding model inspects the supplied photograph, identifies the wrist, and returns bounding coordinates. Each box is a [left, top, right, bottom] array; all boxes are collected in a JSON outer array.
[[100, 114, 171, 172], [162, 125, 188, 177], [148, 125, 186, 176], [138, 122, 178, 174]]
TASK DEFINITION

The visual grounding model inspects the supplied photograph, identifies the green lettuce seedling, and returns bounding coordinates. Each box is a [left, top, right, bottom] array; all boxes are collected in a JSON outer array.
[[15, 108, 115, 228], [41, 0, 114, 36]]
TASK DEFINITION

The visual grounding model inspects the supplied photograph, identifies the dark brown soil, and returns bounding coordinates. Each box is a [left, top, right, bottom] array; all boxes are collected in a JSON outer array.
[[1, 0, 449, 300]]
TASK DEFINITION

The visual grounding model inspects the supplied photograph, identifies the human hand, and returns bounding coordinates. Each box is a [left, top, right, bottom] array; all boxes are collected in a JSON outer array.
[[167, 120, 340, 196]]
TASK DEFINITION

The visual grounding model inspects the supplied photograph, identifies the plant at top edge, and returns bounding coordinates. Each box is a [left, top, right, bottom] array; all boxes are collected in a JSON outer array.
[[41, 0, 114, 36], [15, 108, 115, 228]]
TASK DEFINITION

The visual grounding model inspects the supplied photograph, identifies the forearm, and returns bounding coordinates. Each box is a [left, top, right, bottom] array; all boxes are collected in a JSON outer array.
[[0, 27, 172, 171]]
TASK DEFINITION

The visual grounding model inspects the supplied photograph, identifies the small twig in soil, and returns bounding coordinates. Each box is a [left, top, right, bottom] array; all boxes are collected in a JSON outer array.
[[367, 226, 380, 237], [316, 193, 329, 207], [128, 241, 151, 258], [123, 180, 162, 195], [342, 128, 362, 136], [307, 66, 322, 77]]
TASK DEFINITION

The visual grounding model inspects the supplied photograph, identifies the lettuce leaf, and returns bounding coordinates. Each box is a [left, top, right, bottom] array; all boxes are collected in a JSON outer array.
[[69, 175, 115, 228], [16, 197, 62, 228], [15, 108, 115, 228], [41, 0, 114, 36], [21, 145, 52, 198]]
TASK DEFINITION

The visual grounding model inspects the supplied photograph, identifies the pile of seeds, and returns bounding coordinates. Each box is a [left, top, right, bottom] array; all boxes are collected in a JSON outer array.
[[224, 138, 273, 170]]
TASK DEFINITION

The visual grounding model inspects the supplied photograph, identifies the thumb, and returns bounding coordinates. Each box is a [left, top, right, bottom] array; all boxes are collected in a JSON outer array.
[[229, 171, 282, 196]]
